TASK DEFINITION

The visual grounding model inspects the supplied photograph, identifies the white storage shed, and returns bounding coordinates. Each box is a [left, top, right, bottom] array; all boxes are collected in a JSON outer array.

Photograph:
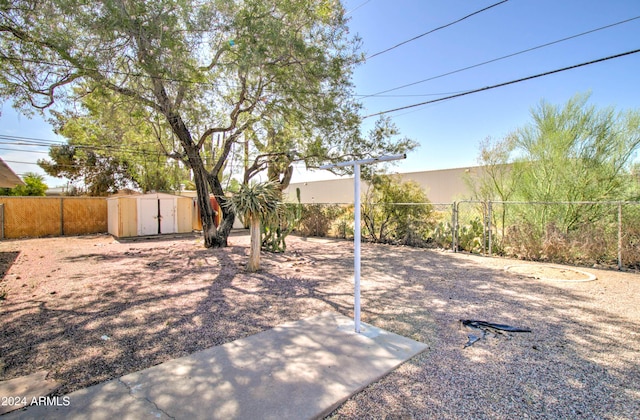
[[108, 193, 193, 238]]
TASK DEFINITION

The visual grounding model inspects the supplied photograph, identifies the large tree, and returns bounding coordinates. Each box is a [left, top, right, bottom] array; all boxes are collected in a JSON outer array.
[[0, 0, 414, 247]]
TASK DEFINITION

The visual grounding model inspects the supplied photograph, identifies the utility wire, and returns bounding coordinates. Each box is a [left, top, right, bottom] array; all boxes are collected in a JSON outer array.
[[0, 134, 253, 168], [361, 15, 640, 98], [345, 0, 371, 17], [2, 157, 249, 172], [365, 0, 509, 60], [0, 137, 175, 159], [363, 48, 640, 119], [0, 147, 48, 154]]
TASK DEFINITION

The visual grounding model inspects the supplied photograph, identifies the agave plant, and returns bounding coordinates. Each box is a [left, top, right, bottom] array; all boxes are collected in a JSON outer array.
[[225, 181, 281, 272]]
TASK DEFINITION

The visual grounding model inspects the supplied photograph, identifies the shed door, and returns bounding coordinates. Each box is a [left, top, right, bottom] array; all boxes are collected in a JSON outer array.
[[159, 198, 176, 234], [139, 198, 160, 235]]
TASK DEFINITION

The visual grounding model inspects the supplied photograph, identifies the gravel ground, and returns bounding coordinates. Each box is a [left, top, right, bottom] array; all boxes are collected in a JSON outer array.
[[0, 231, 639, 419]]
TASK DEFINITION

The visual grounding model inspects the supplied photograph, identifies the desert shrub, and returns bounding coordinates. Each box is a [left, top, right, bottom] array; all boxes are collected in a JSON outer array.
[[622, 204, 640, 268], [361, 175, 433, 245], [297, 204, 346, 237], [262, 202, 302, 252], [457, 218, 485, 253], [540, 223, 571, 262], [503, 218, 618, 265], [329, 205, 354, 239], [503, 222, 544, 260], [430, 220, 452, 249]]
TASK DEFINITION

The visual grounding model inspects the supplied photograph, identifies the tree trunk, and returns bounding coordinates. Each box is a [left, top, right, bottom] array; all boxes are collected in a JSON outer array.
[[247, 215, 261, 272], [185, 152, 227, 248], [166, 115, 232, 248], [169, 119, 230, 248], [206, 171, 235, 247]]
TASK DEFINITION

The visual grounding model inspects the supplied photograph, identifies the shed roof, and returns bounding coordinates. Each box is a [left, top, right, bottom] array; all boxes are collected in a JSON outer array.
[[0, 157, 25, 188], [107, 192, 192, 200]]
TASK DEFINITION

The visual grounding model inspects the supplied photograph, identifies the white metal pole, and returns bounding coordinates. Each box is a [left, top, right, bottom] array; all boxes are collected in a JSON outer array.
[[353, 163, 362, 333], [318, 153, 405, 334]]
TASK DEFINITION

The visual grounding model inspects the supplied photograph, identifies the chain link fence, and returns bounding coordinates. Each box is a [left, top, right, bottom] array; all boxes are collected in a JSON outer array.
[[458, 200, 640, 270], [288, 201, 640, 270]]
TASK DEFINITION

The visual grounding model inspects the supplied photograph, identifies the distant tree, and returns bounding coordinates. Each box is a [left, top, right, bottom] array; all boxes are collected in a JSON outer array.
[[514, 93, 640, 231], [466, 135, 522, 240], [38, 88, 189, 195], [468, 135, 521, 202], [0, 172, 47, 196], [38, 144, 133, 196], [629, 162, 640, 201], [472, 93, 640, 232]]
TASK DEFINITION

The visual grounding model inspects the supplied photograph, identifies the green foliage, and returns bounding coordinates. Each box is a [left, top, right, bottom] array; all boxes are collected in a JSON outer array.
[[512, 94, 640, 231], [261, 203, 300, 253], [362, 174, 433, 245], [37, 88, 188, 195], [225, 181, 281, 223], [472, 93, 640, 237], [261, 189, 303, 253], [38, 144, 133, 196], [431, 220, 453, 249], [457, 218, 485, 253], [0, 172, 47, 196], [467, 135, 520, 202], [329, 205, 354, 239]]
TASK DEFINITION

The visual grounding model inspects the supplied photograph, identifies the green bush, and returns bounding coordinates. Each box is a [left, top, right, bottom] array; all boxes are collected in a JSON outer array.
[[431, 220, 452, 249], [457, 218, 485, 253], [361, 175, 433, 245], [330, 205, 354, 239]]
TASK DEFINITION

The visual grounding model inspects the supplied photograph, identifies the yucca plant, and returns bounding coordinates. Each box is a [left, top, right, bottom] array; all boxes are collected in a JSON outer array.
[[225, 181, 281, 272]]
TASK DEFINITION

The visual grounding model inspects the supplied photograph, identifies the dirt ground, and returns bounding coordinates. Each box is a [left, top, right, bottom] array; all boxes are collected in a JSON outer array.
[[1, 231, 639, 419]]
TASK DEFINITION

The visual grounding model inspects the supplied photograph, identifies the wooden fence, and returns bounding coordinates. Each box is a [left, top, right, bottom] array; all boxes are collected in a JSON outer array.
[[0, 197, 108, 239]]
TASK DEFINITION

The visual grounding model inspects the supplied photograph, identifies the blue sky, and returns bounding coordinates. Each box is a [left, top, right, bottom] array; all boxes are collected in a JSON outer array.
[[1, 0, 640, 187], [308, 0, 640, 180]]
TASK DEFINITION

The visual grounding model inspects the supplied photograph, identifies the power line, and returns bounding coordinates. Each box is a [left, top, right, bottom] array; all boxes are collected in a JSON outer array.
[[365, 0, 509, 60], [3, 158, 250, 172], [363, 48, 640, 119], [0, 134, 62, 145], [0, 133, 195, 158], [0, 147, 48, 154], [345, 0, 371, 17], [361, 15, 640, 98], [356, 89, 469, 99]]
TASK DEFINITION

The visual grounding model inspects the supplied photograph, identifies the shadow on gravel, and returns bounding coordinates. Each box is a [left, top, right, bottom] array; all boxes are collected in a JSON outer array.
[[329, 243, 640, 419], [0, 251, 19, 281], [1, 235, 638, 419]]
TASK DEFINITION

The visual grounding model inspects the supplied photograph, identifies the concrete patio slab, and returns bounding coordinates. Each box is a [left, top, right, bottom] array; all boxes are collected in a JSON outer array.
[[0, 372, 60, 415], [4, 312, 427, 419]]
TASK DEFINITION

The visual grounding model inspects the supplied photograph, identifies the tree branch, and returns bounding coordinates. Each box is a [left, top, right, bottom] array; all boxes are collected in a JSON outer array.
[[200, 46, 228, 71]]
